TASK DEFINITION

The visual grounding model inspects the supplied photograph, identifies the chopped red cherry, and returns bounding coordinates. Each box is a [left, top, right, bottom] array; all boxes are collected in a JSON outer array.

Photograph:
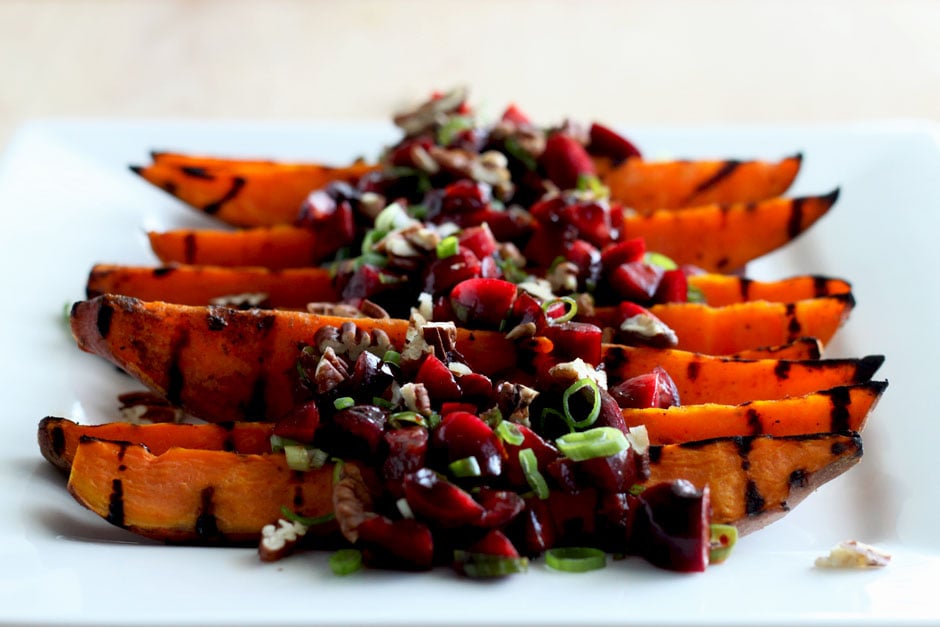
[[610, 365, 681, 410], [588, 122, 642, 162], [608, 260, 664, 303], [272, 400, 320, 445], [654, 268, 689, 304], [432, 411, 505, 477], [543, 321, 603, 366], [449, 277, 517, 328], [540, 133, 596, 190], [630, 480, 711, 573], [414, 353, 461, 402]]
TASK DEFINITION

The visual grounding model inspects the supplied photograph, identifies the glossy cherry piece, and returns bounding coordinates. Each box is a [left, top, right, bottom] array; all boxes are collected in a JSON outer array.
[[422, 247, 482, 295], [654, 268, 689, 304], [608, 261, 664, 303], [340, 264, 407, 301], [458, 224, 498, 260], [475, 487, 526, 528], [601, 237, 647, 272], [540, 133, 596, 190], [357, 515, 435, 571], [273, 400, 320, 445], [432, 411, 505, 477], [403, 468, 486, 527], [439, 180, 491, 215], [588, 122, 642, 162], [610, 365, 681, 409], [331, 405, 388, 457], [450, 278, 517, 328], [543, 321, 603, 365], [501, 103, 532, 126], [414, 353, 461, 402], [382, 427, 428, 497], [631, 480, 711, 573]]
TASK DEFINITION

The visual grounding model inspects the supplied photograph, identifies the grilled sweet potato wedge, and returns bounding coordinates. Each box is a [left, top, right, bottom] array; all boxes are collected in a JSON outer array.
[[688, 274, 851, 307], [729, 338, 822, 361], [147, 225, 338, 269], [596, 154, 803, 211], [603, 344, 882, 405], [623, 381, 885, 445], [38, 417, 274, 473], [623, 192, 837, 273], [71, 295, 526, 423], [131, 160, 377, 228], [67, 437, 339, 544], [63, 431, 860, 543], [646, 431, 863, 535]]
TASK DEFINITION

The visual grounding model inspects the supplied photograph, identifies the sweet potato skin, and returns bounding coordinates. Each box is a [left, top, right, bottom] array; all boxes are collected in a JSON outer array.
[[645, 431, 863, 535]]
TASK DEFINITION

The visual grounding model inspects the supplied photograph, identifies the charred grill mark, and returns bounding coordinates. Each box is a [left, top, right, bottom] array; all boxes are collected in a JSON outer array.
[[745, 480, 766, 517], [853, 355, 885, 382], [686, 360, 701, 382], [774, 360, 792, 380], [245, 377, 267, 420], [153, 266, 175, 278], [50, 425, 66, 457], [693, 160, 741, 195], [107, 479, 125, 526], [219, 422, 236, 452], [745, 408, 763, 435], [786, 197, 806, 240], [819, 386, 852, 432], [183, 232, 197, 264], [195, 486, 221, 540], [785, 303, 801, 338], [206, 308, 228, 331], [603, 345, 629, 373], [181, 166, 214, 180], [96, 302, 114, 339], [203, 176, 246, 215], [293, 485, 305, 508], [715, 257, 730, 270], [166, 329, 190, 406], [812, 276, 830, 298], [739, 277, 753, 301], [648, 445, 662, 464], [734, 435, 752, 471], [789, 468, 808, 489]]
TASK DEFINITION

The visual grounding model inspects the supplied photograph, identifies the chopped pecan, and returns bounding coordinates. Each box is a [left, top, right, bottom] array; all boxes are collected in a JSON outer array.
[[258, 518, 307, 562], [117, 391, 183, 423], [495, 381, 539, 427], [400, 382, 432, 416], [314, 347, 350, 395], [393, 87, 468, 137], [332, 463, 375, 544], [359, 299, 390, 319], [421, 321, 457, 361]]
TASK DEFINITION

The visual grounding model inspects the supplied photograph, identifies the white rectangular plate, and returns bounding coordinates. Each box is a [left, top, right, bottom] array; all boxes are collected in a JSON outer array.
[[2, 119, 939, 626]]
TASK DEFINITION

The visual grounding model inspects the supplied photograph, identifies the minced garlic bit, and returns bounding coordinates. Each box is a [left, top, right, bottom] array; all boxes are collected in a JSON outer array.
[[260, 519, 307, 554], [814, 540, 891, 569]]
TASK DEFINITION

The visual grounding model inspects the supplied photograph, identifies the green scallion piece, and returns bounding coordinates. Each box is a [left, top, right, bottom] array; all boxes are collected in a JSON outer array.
[[279, 505, 335, 527], [382, 349, 401, 366], [687, 284, 707, 303], [709, 523, 738, 564], [389, 411, 427, 429], [541, 296, 578, 325], [575, 174, 610, 198], [329, 548, 363, 576], [331, 458, 345, 485], [448, 456, 482, 478], [644, 251, 678, 271], [561, 377, 601, 430], [556, 427, 629, 461], [284, 445, 317, 471], [372, 396, 395, 409], [333, 397, 355, 410], [454, 550, 529, 578], [518, 448, 549, 499], [495, 420, 525, 446], [436, 235, 459, 259], [545, 547, 607, 572], [269, 434, 303, 453], [504, 136, 537, 171], [374, 201, 408, 234], [436, 115, 475, 147]]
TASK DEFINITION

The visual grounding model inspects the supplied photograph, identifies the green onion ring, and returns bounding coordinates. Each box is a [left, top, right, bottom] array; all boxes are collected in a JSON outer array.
[[541, 296, 578, 325], [495, 420, 525, 446], [454, 550, 529, 578], [518, 448, 550, 500], [709, 524, 738, 564], [279, 505, 335, 527], [545, 547, 607, 573], [436, 235, 459, 259], [448, 456, 482, 478], [556, 427, 629, 461], [562, 377, 601, 429], [329, 548, 363, 576], [333, 396, 355, 410]]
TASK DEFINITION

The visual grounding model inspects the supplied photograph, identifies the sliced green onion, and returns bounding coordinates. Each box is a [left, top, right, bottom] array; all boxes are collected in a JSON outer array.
[[409, 203, 428, 219], [426, 411, 442, 429], [279, 505, 335, 527], [644, 251, 678, 271], [382, 349, 401, 366], [389, 410, 427, 429], [269, 434, 303, 453], [374, 201, 409, 234], [329, 548, 363, 576], [561, 377, 601, 430], [575, 174, 610, 198], [331, 458, 345, 485], [518, 448, 549, 500], [541, 296, 578, 325], [454, 550, 529, 578], [687, 284, 706, 304], [495, 420, 525, 446], [709, 524, 738, 564], [437, 115, 475, 146], [333, 396, 355, 410], [479, 406, 503, 428], [448, 456, 482, 478], [359, 228, 383, 255], [284, 445, 323, 471], [556, 427, 629, 461], [545, 547, 607, 572], [372, 396, 395, 409], [504, 136, 537, 171], [627, 484, 646, 496], [436, 235, 459, 259]]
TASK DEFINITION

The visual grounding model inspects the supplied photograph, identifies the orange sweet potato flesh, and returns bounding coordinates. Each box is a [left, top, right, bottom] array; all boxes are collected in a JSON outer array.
[[623, 381, 886, 445], [64, 431, 860, 543], [730, 338, 822, 361], [38, 417, 274, 474], [649, 294, 855, 355], [624, 192, 837, 273], [645, 431, 863, 535], [687, 274, 851, 307], [131, 160, 377, 228], [147, 225, 338, 269], [86, 264, 338, 308], [67, 437, 337, 544], [602, 344, 883, 405], [71, 295, 524, 423], [596, 154, 802, 210]]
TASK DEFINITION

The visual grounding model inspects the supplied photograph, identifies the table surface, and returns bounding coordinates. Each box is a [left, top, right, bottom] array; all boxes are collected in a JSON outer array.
[[2, 0, 939, 151]]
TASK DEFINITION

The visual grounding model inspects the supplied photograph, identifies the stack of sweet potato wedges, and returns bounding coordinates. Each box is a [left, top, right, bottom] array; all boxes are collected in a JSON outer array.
[[39, 100, 885, 560]]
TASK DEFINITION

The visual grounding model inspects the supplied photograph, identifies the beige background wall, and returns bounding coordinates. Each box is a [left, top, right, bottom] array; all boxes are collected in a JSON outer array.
[[1, 0, 939, 148]]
